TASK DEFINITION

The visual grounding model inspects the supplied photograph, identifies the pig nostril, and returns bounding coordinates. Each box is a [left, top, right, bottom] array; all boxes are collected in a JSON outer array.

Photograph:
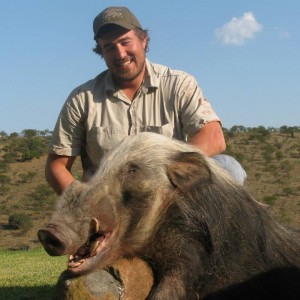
[[46, 235, 62, 247], [38, 229, 66, 256]]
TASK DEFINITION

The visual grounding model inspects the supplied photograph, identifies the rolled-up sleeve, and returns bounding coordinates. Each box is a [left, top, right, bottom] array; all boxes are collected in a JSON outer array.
[[177, 74, 221, 137], [48, 91, 86, 156]]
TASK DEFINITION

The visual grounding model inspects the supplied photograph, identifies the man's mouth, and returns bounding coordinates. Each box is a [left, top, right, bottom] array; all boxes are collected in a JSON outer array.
[[117, 59, 133, 68], [121, 60, 131, 66]]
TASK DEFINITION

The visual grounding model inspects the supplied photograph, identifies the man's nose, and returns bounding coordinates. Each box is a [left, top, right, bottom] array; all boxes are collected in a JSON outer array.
[[115, 44, 127, 59]]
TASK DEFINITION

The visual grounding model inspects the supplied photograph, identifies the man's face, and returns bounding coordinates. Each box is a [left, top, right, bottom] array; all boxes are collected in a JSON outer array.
[[97, 27, 147, 83]]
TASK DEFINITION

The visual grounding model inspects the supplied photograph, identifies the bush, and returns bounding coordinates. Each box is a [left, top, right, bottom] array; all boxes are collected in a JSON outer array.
[[18, 171, 37, 183], [262, 195, 277, 206], [0, 161, 9, 173], [233, 152, 245, 163], [2, 152, 16, 163], [0, 174, 11, 187], [28, 184, 56, 210], [0, 185, 10, 195], [8, 214, 33, 232], [262, 151, 273, 163], [275, 151, 284, 160], [282, 187, 294, 196], [2, 136, 48, 162]]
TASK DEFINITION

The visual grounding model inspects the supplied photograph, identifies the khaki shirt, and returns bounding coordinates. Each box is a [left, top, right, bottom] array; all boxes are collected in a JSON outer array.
[[49, 59, 220, 175]]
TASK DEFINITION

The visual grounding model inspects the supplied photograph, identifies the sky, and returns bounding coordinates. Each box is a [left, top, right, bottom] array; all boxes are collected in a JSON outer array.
[[0, 0, 299, 134]]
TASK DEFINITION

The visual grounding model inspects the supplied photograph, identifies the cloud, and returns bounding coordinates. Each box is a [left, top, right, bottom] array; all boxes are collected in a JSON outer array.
[[279, 29, 290, 39], [215, 12, 263, 45]]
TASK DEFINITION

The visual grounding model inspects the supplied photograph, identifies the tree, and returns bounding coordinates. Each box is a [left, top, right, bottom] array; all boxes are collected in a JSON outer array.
[[38, 129, 51, 136], [21, 129, 38, 138], [230, 125, 247, 133], [9, 132, 19, 138], [0, 131, 8, 139]]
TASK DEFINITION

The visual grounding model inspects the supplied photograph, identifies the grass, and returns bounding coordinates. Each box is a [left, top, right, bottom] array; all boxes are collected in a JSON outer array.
[[0, 248, 66, 300]]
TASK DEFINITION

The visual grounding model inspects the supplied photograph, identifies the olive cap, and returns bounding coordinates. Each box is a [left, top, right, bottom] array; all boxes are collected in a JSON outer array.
[[93, 7, 142, 39]]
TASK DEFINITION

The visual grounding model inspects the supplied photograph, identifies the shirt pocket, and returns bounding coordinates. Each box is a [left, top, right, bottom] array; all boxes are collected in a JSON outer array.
[[86, 126, 128, 162], [142, 123, 173, 138]]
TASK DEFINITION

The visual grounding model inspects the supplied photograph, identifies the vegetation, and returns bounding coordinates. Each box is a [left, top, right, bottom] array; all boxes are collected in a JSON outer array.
[[0, 126, 299, 252], [8, 214, 33, 232], [0, 129, 50, 163], [0, 248, 66, 300]]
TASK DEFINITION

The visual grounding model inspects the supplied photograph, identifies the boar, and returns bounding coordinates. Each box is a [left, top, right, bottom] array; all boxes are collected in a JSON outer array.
[[38, 132, 300, 300]]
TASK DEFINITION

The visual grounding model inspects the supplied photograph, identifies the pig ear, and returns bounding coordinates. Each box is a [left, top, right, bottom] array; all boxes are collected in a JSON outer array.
[[167, 152, 212, 190]]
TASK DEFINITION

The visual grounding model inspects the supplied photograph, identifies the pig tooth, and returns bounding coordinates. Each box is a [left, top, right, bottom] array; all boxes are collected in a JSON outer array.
[[95, 218, 100, 232], [68, 261, 82, 268], [90, 218, 100, 234], [68, 254, 74, 261], [90, 240, 100, 256]]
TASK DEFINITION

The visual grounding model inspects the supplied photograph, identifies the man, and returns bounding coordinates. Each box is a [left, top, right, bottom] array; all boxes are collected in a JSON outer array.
[[46, 7, 246, 195]]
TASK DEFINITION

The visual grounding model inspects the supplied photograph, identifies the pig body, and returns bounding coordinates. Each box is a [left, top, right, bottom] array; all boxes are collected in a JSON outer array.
[[38, 132, 300, 299]]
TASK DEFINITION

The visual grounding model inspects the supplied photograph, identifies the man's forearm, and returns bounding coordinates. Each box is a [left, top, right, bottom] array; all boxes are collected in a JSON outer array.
[[45, 167, 75, 195], [188, 121, 226, 156], [45, 154, 76, 195]]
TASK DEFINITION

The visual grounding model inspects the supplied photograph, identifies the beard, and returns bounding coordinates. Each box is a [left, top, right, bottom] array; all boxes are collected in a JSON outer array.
[[110, 57, 146, 83]]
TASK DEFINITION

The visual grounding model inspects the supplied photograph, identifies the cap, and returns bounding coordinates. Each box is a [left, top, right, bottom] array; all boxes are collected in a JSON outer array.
[[93, 7, 142, 40]]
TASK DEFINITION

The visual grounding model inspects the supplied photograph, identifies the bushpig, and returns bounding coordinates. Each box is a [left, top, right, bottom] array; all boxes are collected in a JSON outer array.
[[38, 132, 300, 299]]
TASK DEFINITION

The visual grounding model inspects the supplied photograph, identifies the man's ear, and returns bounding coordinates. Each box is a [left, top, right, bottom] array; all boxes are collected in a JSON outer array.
[[166, 152, 212, 190]]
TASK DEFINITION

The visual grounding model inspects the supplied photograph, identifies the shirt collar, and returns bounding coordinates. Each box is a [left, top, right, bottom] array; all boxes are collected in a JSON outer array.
[[144, 59, 159, 90]]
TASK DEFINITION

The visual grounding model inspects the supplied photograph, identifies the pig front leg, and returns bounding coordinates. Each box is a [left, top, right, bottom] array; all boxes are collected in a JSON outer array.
[[146, 270, 200, 300]]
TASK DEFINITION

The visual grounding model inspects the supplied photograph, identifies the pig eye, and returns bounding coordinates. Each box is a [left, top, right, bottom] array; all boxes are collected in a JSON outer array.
[[127, 163, 140, 174]]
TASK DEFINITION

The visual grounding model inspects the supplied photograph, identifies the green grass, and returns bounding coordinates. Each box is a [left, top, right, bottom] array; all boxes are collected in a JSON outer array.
[[0, 248, 66, 300]]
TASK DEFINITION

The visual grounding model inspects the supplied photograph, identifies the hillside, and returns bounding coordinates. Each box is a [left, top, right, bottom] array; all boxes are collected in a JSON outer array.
[[0, 127, 299, 250]]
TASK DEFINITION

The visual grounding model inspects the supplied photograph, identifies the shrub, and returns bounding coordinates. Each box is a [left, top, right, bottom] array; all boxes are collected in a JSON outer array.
[[275, 151, 284, 160], [280, 160, 293, 172], [0, 161, 9, 173], [8, 214, 33, 232], [262, 151, 273, 163], [2, 136, 48, 162], [262, 195, 277, 206], [282, 187, 294, 197], [0, 174, 11, 187], [28, 184, 56, 210], [18, 171, 37, 183], [254, 173, 261, 180], [0, 185, 10, 195], [2, 152, 17, 163], [234, 152, 245, 163]]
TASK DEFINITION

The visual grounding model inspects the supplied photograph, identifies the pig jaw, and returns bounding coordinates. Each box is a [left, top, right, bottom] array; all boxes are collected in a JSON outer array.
[[66, 217, 116, 274]]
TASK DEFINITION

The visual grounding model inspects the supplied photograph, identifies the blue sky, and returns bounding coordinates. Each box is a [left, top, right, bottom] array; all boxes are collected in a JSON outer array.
[[0, 0, 299, 134]]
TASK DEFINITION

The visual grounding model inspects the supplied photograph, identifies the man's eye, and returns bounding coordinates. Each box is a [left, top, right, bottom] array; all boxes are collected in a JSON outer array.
[[122, 41, 131, 46]]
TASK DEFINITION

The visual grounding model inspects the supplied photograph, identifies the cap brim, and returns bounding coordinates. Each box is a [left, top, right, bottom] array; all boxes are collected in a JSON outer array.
[[94, 21, 136, 39]]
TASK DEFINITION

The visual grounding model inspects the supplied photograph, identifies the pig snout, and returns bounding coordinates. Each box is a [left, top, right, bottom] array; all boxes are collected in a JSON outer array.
[[38, 224, 68, 256]]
